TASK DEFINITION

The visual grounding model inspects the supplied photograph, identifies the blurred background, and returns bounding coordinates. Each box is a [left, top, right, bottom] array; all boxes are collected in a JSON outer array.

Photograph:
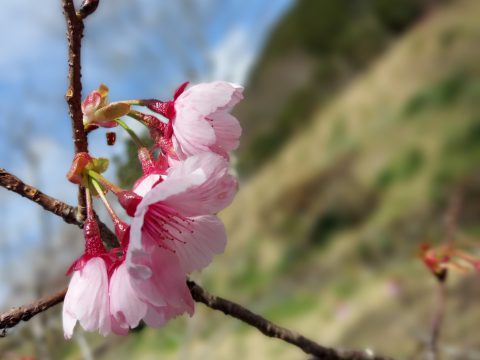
[[1, 0, 480, 359]]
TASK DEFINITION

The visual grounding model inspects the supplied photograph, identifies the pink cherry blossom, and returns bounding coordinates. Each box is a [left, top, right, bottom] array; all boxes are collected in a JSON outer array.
[[125, 152, 236, 278], [172, 81, 243, 159], [82, 84, 130, 129], [147, 81, 243, 160], [63, 257, 127, 338], [109, 247, 194, 330], [63, 217, 127, 338]]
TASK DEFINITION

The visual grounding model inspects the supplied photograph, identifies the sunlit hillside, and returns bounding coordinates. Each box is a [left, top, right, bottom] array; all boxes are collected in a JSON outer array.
[[210, 0, 480, 358]]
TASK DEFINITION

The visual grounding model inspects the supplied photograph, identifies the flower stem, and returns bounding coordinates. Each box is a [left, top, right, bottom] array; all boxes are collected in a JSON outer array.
[[85, 187, 94, 220], [90, 178, 121, 225], [114, 118, 145, 147], [87, 170, 123, 194], [126, 109, 150, 127]]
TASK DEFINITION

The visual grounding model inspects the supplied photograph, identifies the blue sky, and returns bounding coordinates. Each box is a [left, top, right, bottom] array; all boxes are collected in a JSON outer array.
[[0, 0, 293, 304]]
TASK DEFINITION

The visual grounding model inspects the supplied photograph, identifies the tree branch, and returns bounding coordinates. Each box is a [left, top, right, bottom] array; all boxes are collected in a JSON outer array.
[[0, 168, 78, 225], [187, 281, 392, 360], [0, 168, 118, 248], [427, 188, 463, 360], [0, 289, 67, 333], [62, 0, 87, 155], [62, 0, 97, 222]]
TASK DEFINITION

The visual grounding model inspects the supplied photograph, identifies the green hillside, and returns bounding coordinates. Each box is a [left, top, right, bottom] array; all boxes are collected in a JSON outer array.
[[212, 0, 480, 358], [235, 0, 436, 177]]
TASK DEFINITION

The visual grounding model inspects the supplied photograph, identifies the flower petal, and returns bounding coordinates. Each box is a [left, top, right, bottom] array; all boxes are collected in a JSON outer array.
[[169, 215, 227, 273], [109, 262, 147, 329]]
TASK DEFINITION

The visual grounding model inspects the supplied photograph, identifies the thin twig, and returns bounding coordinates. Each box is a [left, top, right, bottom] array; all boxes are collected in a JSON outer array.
[[0, 168, 118, 248], [187, 281, 392, 360], [427, 278, 447, 360], [427, 188, 463, 360], [62, 0, 94, 222], [0, 288, 67, 332], [0, 168, 78, 225]]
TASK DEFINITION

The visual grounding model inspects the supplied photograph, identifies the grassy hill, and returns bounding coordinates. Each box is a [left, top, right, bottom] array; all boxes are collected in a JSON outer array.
[[234, 0, 435, 177], [207, 0, 480, 358]]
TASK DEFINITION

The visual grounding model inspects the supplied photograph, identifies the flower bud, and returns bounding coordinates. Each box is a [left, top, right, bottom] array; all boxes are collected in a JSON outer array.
[[117, 191, 142, 217], [66, 152, 92, 185], [82, 84, 130, 128]]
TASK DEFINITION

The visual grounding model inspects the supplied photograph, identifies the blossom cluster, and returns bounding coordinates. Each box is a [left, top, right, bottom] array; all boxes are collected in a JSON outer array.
[[63, 81, 243, 338]]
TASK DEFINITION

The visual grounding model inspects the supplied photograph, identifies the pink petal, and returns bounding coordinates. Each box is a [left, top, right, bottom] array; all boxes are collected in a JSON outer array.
[[170, 215, 227, 273], [210, 111, 242, 152], [133, 174, 162, 197], [172, 116, 215, 158], [162, 153, 237, 216], [62, 305, 77, 339], [63, 258, 111, 337], [172, 81, 243, 158], [175, 81, 241, 117], [110, 316, 129, 336], [143, 305, 187, 328], [143, 306, 167, 327], [130, 247, 194, 315], [109, 262, 147, 329]]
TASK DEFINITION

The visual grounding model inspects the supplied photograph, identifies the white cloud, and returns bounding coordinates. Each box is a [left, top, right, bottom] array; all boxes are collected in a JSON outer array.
[[208, 26, 257, 85]]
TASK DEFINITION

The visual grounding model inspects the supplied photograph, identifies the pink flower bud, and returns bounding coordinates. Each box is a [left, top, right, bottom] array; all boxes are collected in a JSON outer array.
[[66, 152, 92, 185], [117, 191, 142, 217], [82, 84, 130, 128]]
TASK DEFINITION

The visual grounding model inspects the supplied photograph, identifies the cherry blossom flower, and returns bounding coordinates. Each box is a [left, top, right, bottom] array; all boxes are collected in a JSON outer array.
[[63, 219, 126, 338], [147, 81, 243, 160], [109, 248, 194, 330], [122, 152, 236, 278]]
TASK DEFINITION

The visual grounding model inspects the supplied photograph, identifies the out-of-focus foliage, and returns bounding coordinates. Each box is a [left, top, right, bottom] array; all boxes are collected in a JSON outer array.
[[235, 0, 438, 177]]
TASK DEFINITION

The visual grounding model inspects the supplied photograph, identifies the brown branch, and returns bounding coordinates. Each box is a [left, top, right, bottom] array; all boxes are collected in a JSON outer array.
[[187, 281, 392, 360], [427, 278, 447, 360], [62, 0, 88, 155], [62, 0, 97, 222], [0, 168, 118, 248], [0, 168, 78, 225], [0, 280, 393, 360], [0, 289, 67, 333], [427, 188, 463, 360]]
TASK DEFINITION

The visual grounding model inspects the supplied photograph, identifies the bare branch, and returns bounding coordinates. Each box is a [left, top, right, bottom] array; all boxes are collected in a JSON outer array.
[[0, 168, 118, 248], [0, 168, 78, 225], [187, 281, 392, 360], [427, 188, 463, 360], [0, 288, 66, 332], [62, 0, 90, 222]]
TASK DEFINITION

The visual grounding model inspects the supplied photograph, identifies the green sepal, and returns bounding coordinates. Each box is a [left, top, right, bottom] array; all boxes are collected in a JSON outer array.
[[94, 102, 131, 122], [86, 157, 109, 174]]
